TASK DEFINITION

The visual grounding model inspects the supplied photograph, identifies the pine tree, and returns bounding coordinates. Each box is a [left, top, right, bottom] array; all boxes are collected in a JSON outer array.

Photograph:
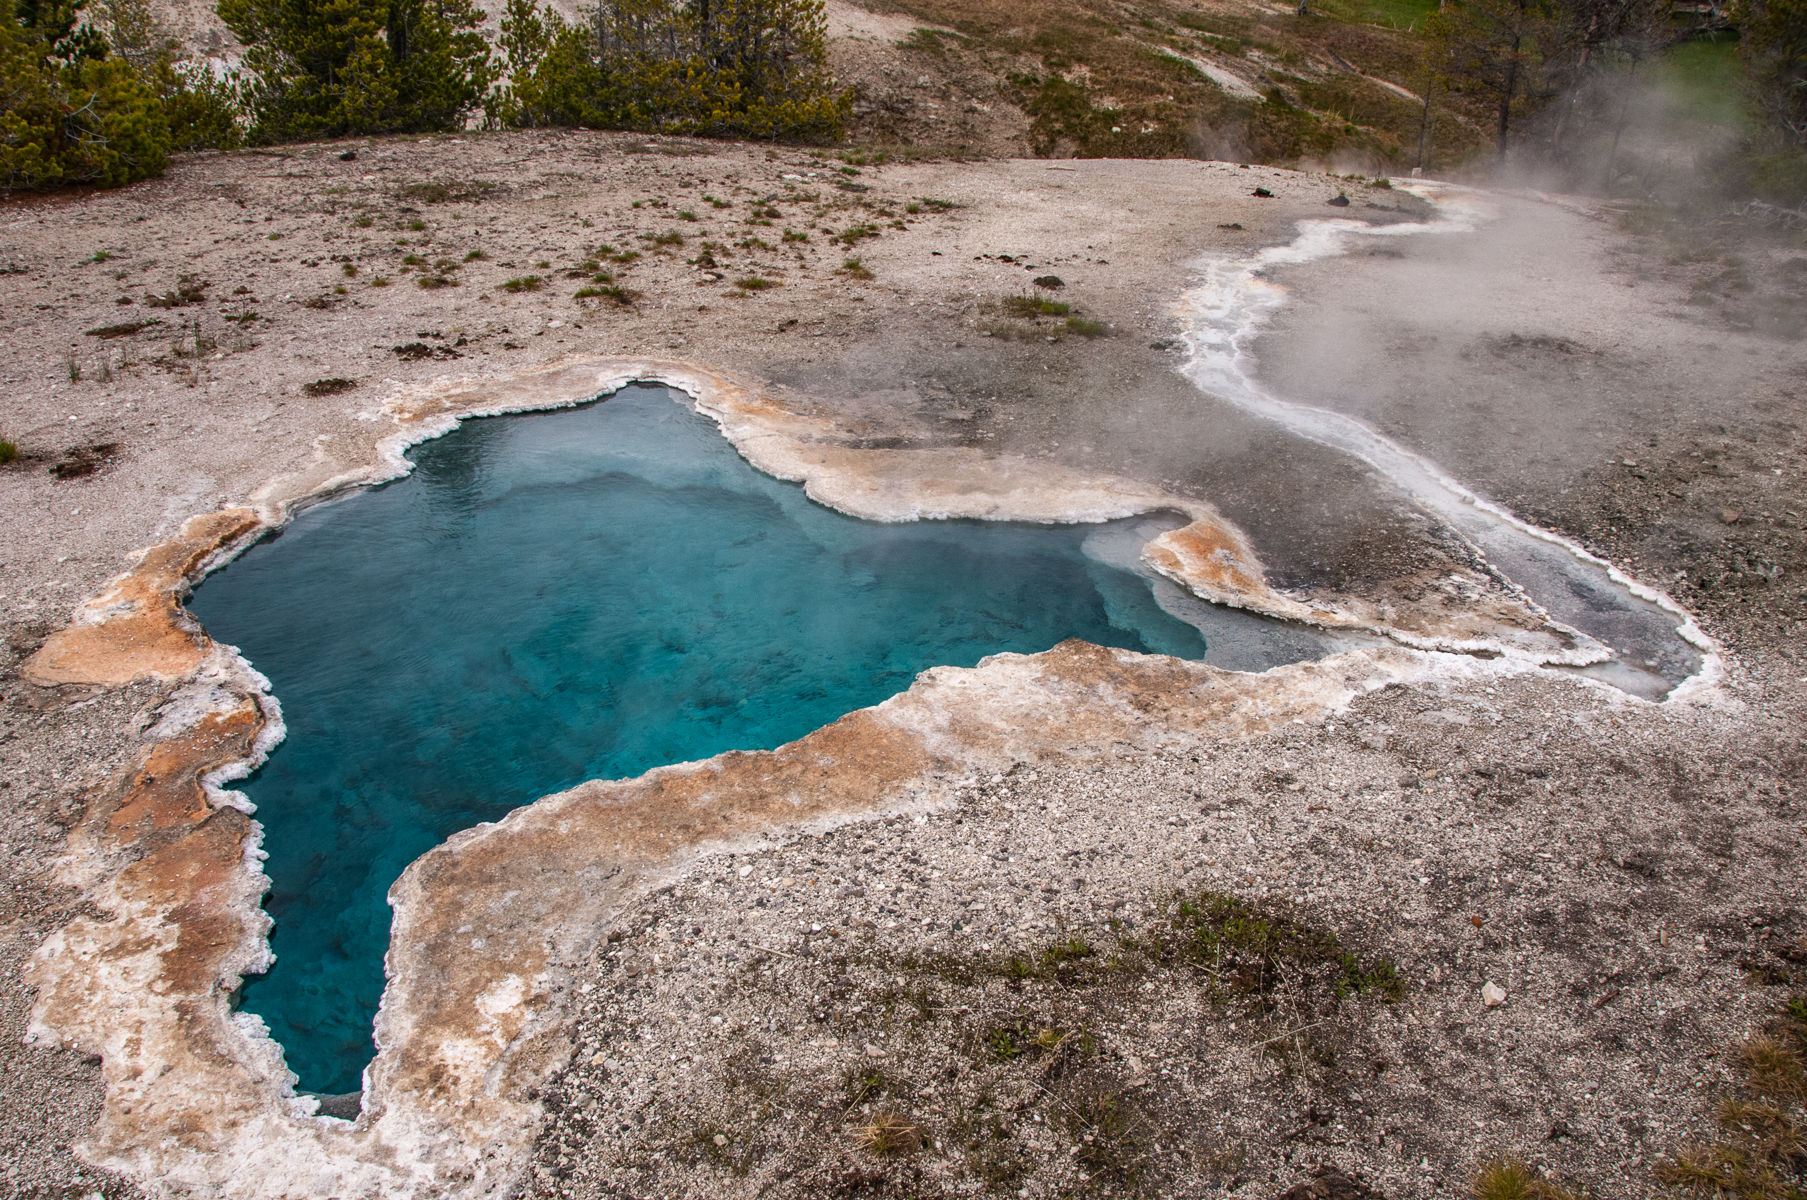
[[490, 0, 849, 140], [220, 0, 495, 140], [2, 1, 169, 190]]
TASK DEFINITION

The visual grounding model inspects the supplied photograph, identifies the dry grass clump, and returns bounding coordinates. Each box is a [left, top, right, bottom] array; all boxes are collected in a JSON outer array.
[[1657, 996, 1807, 1200], [853, 1111, 924, 1158], [1744, 1034, 1807, 1100], [1470, 1159, 1587, 1200]]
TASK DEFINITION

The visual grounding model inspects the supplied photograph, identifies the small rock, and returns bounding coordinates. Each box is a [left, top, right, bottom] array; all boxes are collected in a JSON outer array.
[[1254, 187, 1275, 198], [1327, 194, 1351, 207], [338, 150, 357, 161], [1721, 509, 1741, 525], [311, 1091, 362, 1120], [864, 1044, 885, 1058], [712, 1134, 727, 1147], [1482, 980, 1508, 1007]]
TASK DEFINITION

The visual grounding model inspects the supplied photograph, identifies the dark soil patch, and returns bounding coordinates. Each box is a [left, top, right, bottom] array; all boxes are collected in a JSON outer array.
[[47, 443, 120, 480]]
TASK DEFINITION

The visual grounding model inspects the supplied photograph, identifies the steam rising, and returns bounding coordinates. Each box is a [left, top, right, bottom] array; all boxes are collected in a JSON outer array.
[[1174, 183, 1709, 699]]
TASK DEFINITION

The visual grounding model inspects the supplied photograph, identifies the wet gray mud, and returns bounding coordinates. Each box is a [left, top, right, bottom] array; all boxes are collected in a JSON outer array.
[[1172, 186, 1706, 699]]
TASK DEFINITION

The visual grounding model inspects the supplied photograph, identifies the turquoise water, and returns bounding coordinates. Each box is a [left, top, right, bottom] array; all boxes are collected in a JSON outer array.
[[188, 385, 1214, 1095]]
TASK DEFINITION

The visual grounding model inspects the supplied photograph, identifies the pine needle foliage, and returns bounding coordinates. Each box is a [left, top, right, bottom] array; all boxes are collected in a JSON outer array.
[[1, 0, 170, 190]]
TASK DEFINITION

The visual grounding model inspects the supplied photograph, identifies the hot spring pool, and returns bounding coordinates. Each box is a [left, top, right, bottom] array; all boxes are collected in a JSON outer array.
[[190, 385, 1318, 1095]]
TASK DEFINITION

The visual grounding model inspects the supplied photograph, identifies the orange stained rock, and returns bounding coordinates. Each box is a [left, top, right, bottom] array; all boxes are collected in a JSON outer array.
[[22, 509, 263, 687], [106, 706, 264, 844], [1145, 519, 1275, 601], [30, 693, 270, 1152]]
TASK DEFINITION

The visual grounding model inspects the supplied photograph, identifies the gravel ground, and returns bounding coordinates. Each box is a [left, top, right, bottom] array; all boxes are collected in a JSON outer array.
[[523, 670, 1804, 1200]]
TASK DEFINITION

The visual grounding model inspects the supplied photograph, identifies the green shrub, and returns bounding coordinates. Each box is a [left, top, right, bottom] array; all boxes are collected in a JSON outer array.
[[152, 57, 244, 151], [0, 438, 17, 463], [487, 0, 852, 142], [501, 275, 543, 292]]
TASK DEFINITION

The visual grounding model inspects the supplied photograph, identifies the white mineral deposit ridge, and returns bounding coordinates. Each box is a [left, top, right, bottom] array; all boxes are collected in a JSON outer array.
[[26, 185, 1731, 1200]]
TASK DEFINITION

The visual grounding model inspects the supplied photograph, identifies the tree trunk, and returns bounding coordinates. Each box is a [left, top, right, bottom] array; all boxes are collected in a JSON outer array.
[[1496, 32, 1521, 158], [1603, 57, 1638, 194], [1551, 12, 1598, 151], [1416, 83, 1435, 170]]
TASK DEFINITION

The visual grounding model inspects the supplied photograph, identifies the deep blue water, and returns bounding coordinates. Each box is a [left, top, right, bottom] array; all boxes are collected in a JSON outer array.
[[188, 385, 1212, 1095]]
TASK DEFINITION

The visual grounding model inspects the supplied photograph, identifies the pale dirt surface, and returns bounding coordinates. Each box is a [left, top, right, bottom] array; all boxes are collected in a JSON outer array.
[[0, 134, 1802, 1199]]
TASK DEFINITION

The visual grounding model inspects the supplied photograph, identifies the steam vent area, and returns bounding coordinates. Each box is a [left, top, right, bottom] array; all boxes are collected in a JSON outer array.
[[4, 132, 1807, 1200]]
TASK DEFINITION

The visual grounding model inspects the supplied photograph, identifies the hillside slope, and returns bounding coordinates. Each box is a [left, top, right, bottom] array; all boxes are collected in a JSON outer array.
[[826, 0, 1484, 169], [138, 0, 1479, 168]]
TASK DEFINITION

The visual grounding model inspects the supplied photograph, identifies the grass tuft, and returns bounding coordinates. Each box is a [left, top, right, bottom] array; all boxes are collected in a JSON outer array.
[[1657, 995, 1807, 1200], [853, 1111, 923, 1158], [501, 276, 544, 293], [1471, 1159, 1587, 1200], [1066, 1086, 1147, 1187], [397, 180, 495, 205], [1003, 295, 1070, 317], [576, 284, 638, 305], [1743, 1035, 1806, 1099], [0, 439, 16, 464]]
